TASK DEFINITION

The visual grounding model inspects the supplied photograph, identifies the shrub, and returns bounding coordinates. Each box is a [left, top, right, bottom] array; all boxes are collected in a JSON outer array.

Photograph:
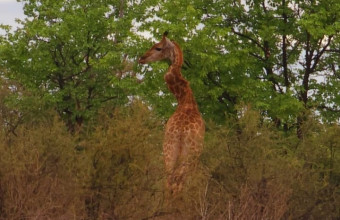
[[0, 103, 339, 219], [0, 116, 79, 219]]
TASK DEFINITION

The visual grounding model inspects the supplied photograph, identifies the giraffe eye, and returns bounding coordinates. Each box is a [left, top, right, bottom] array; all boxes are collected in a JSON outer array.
[[155, 47, 162, 51]]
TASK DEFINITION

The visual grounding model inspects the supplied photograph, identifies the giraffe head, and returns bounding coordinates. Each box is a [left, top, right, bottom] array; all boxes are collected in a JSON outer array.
[[138, 31, 175, 64]]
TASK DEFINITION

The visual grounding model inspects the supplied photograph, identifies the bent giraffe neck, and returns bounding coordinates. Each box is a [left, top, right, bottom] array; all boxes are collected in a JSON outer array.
[[165, 42, 198, 110], [169, 41, 183, 67]]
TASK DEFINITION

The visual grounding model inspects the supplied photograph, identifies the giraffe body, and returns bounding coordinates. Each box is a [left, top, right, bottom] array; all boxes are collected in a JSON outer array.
[[139, 32, 205, 194]]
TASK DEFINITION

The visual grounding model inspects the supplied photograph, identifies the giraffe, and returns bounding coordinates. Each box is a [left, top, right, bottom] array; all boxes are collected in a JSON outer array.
[[139, 32, 205, 195]]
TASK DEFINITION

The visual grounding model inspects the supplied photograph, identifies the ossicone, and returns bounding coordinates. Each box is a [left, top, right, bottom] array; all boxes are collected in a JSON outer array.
[[163, 31, 169, 37]]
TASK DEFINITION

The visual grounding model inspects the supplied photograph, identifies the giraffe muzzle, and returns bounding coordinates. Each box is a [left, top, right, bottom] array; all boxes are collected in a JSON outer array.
[[138, 56, 147, 64]]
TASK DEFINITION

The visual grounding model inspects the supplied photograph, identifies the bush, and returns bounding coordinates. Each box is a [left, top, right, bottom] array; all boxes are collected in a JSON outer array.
[[0, 102, 165, 219], [77, 102, 164, 219], [0, 103, 339, 219], [0, 116, 79, 219]]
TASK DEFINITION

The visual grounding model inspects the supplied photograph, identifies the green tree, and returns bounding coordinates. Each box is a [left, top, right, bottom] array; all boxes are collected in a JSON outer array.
[[137, 0, 340, 137], [0, 0, 141, 133]]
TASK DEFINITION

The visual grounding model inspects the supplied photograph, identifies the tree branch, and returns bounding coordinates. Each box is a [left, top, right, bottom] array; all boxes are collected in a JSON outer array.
[[311, 35, 333, 72], [232, 28, 264, 51]]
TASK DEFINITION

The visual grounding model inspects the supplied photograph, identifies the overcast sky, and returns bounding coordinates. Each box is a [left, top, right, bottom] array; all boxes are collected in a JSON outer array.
[[0, 0, 25, 33]]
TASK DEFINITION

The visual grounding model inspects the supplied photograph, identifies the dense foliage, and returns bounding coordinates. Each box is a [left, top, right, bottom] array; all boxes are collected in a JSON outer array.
[[138, 0, 340, 134], [0, 0, 339, 219]]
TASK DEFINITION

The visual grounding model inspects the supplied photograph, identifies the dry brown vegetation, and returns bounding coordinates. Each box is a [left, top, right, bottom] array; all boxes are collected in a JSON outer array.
[[0, 102, 339, 219]]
